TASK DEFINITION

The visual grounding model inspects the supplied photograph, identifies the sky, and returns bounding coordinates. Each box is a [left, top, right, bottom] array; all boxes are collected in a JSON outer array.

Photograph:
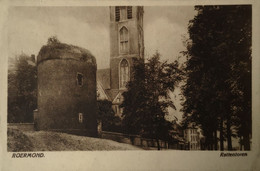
[[7, 6, 197, 121]]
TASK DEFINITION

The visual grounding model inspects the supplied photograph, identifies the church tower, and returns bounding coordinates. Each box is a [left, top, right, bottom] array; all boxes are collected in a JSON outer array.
[[109, 6, 144, 91], [96, 6, 144, 116]]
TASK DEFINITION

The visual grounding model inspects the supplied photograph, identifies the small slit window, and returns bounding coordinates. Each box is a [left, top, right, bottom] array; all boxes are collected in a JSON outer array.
[[79, 113, 83, 123], [77, 73, 83, 86]]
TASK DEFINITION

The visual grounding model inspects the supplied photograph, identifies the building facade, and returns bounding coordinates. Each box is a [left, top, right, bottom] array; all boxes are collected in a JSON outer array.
[[97, 6, 144, 117], [184, 127, 201, 150]]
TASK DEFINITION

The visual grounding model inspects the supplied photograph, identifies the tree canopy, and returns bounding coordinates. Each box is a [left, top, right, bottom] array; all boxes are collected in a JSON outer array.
[[121, 52, 182, 149], [181, 5, 252, 150], [97, 99, 122, 132], [8, 54, 37, 123]]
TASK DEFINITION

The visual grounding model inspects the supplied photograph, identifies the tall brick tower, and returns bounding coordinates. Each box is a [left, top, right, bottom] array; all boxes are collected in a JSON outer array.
[[97, 6, 144, 117], [109, 6, 144, 91]]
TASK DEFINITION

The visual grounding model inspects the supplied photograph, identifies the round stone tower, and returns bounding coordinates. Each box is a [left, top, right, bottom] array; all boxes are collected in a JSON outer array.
[[36, 41, 97, 137]]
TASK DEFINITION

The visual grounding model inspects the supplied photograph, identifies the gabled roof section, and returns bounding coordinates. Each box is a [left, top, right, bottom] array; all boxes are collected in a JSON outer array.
[[107, 89, 120, 103], [112, 92, 124, 104], [97, 81, 110, 101], [97, 68, 110, 90]]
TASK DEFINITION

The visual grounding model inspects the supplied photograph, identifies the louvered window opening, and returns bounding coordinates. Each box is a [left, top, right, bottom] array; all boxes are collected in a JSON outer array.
[[115, 6, 132, 21], [127, 6, 132, 19], [115, 7, 120, 21]]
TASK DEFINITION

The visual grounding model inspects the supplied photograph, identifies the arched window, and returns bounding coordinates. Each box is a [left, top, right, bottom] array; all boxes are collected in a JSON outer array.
[[119, 27, 129, 53], [120, 59, 129, 88]]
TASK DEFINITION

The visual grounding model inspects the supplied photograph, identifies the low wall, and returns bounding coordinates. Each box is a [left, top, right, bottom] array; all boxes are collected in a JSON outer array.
[[100, 131, 169, 149], [48, 129, 98, 137], [8, 123, 35, 131], [100, 131, 133, 144]]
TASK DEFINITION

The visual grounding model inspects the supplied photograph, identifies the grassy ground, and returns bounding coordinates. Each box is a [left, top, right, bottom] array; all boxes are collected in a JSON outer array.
[[7, 128, 142, 151]]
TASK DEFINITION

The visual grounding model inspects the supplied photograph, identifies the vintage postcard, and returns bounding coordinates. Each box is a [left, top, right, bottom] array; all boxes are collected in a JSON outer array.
[[0, 0, 259, 170]]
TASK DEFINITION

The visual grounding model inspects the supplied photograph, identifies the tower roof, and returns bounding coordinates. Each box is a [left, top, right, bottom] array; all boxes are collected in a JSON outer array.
[[37, 42, 96, 65]]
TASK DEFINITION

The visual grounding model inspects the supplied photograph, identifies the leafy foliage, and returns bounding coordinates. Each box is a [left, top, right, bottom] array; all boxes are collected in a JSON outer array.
[[47, 36, 60, 45], [8, 54, 37, 123], [121, 52, 182, 145], [181, 5, 252, 150], [97, 100, 122, 132]]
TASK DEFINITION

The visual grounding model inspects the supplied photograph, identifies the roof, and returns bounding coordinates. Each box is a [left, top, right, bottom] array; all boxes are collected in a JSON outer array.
[[97, 68, 110, 90], [97, 81, 110, 101], [107, 89, 121, 103], [97, 69, 125, 103], [37, 42, 96, 65], [112, 91, 124, 104]]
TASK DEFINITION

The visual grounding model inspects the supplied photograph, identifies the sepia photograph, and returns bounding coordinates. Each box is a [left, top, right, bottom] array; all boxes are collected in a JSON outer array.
[[6, 4, 253, 152], [1, 0, 260, 170]]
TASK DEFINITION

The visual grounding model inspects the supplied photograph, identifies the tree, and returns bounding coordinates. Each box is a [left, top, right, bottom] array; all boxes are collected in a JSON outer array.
[[121, 52, 182, 150], [97, 100, 122, 132], [8, 36, 60, 123], [47, 36, 60, 45], [181, 5, 252, 150], [8, 54, 37, 123], [228, 6, 252, 150], [120, 58, 146, 135]]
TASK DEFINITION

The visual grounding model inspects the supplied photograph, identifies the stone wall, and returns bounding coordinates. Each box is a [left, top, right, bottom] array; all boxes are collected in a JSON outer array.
[[8, 123, 35, 131], [100, 131, 170, 149]]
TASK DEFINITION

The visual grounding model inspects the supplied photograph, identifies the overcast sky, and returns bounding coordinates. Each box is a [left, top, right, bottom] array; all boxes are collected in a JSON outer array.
[[8, 6, 197, 121]]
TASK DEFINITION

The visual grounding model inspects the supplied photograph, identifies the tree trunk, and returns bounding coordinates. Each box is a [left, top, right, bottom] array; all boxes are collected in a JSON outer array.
[[208, 132, 213, 150], [205, 137, 209, 150], [239, 136, 242, 151], [210, 132, 214, 150], [220, 118, 224, 151], [214, 130, 218, 150], [226, 118, 232, 150], [243, 133, 250, 150], [156, 139, 161, 150]]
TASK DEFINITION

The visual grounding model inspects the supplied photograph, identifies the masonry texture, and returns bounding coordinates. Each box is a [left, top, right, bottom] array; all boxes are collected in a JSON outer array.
[[97, 6, 144, 118], [36, 42, 97, 137], [109, 6, 144, 91]]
